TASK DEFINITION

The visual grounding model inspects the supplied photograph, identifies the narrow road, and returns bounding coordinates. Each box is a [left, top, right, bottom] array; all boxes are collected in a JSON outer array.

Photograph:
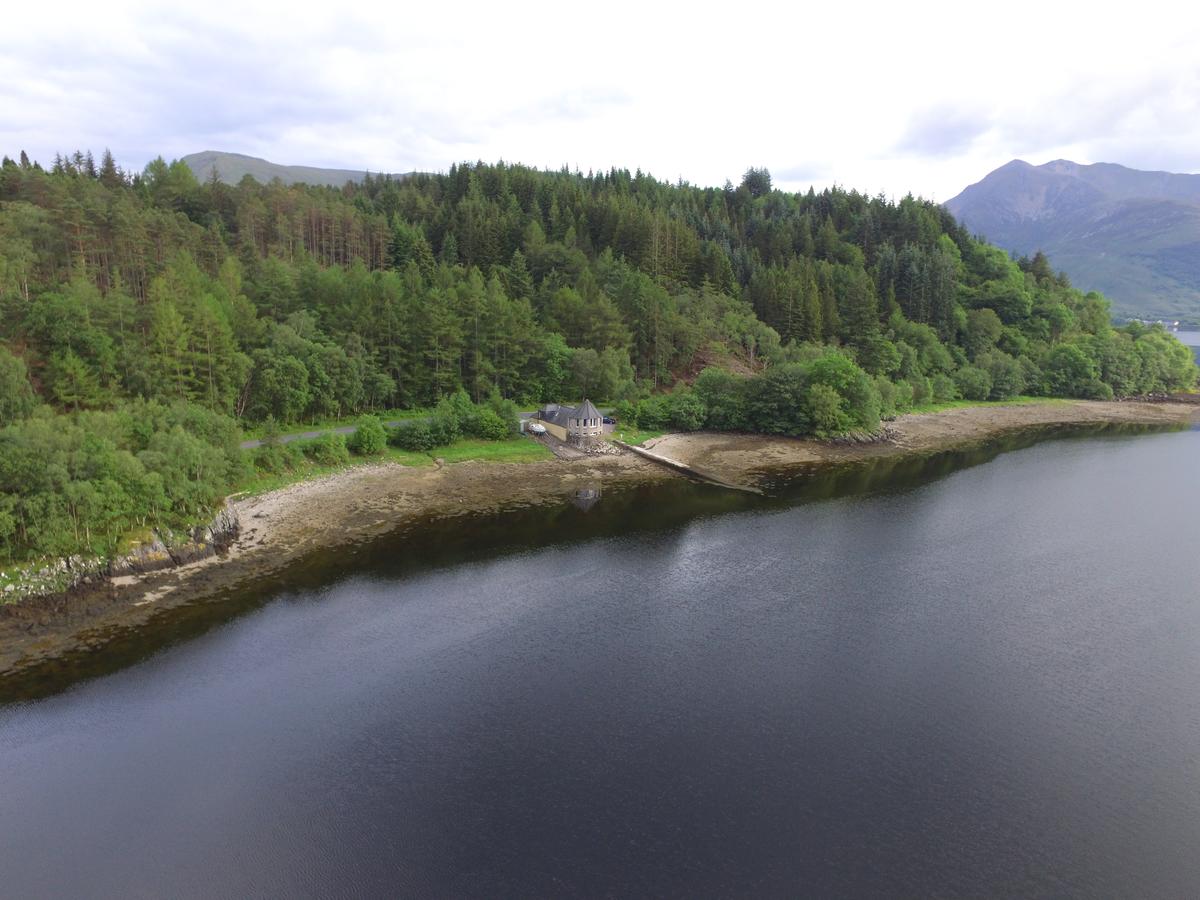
[[239, 420, 408, 450], [239, 412, 540, 450]]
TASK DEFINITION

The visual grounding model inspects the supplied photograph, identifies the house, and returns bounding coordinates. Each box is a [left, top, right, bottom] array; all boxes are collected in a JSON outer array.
[[532, 399, 609, 444]]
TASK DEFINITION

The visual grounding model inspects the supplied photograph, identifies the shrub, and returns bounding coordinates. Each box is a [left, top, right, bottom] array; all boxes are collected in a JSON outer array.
[[253, 442, 302, 474], [805, 354, 880, 431], [694, 368, 747, 431], [483, 390, 521, 435], [976, 350, 1025, 400], [347, 415, 387, 456], [434, 390, 475, 435], [875, 376, 898, 419], [805, 383, 847, 436], [907, 376, 933, 405], [611, 399, 638, 426], [953, 366, 993, 401], [470, 407, 511, 441], [389, 420, 437, 452], [427, 414, 459, 446], [667, 390, 706, 431], [299, 432, 349, 466], [634, 395, 671, 430], [931, 373, 959, 403]]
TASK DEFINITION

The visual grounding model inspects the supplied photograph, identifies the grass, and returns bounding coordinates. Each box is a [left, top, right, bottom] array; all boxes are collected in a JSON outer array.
[[432, 437, 553, 464], [611, 426, 666, 446], [240, 408, 430, 441], [903, 396, 1070, 415], [235, 437, 550, 498]]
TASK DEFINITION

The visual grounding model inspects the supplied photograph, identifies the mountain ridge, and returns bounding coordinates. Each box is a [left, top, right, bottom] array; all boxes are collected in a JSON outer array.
[[182, 150, 412, 188], [946, 158, 1200, 320]]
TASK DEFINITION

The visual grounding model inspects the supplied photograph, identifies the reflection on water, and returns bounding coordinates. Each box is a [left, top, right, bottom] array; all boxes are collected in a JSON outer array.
[[570, 482, 602, 512], [0, 422, 1179, 705]]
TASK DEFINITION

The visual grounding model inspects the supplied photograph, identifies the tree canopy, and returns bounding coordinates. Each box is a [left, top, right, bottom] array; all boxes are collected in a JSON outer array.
[[1, 151, 1195, 564]]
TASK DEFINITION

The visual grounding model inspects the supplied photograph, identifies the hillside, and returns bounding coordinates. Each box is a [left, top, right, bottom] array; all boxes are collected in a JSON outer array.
[[182, 150, 411, 187], [946, 159, 1200, 321], [0, 152, 1195, 565]]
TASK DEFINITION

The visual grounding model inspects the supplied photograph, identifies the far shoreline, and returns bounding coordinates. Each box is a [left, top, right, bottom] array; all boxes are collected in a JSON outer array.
[[2, 399, 1196, 685]]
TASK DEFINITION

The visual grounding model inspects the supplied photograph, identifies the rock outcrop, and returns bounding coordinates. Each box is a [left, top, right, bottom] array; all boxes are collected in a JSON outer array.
[[1, 503, 241, 604]]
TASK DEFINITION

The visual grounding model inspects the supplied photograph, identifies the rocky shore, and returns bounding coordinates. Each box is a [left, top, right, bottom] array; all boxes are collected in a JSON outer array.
[[1, 399, 1196, 680]]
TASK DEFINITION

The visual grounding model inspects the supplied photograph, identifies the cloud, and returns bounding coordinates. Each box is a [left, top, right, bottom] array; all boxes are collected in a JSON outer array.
[[896, 106, 992, 158], [3, 0, 1200, 199], [771, 164, 831, 188]]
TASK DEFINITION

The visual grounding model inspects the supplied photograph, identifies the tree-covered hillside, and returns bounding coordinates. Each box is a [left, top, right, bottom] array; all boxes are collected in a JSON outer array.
[[0, 150, 1195, 564]]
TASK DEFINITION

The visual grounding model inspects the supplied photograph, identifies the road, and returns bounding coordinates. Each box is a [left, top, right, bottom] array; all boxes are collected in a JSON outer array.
[[239, 412, 540, 450]]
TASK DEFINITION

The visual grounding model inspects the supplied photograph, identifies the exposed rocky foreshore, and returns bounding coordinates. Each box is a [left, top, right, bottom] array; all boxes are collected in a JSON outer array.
[[1, 399, 1196, 680]]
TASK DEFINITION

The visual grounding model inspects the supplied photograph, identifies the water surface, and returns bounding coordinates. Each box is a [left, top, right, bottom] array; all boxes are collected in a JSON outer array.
[[2, 426, 1199, 897]]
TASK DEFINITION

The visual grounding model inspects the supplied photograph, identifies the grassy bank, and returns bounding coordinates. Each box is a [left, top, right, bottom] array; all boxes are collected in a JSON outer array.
[[236, 437, 551, 498], [902, 396, 1070, 415], [611, 426, 666, 446]]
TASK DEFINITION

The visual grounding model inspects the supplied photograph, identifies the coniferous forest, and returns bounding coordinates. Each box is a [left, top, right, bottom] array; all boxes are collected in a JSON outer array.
[[0, 151, 1195, 564]]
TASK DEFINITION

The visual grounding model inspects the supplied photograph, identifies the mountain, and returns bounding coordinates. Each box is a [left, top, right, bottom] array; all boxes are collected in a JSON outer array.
[[946, 159, 1200, 321], [182, 150, 411, 188]]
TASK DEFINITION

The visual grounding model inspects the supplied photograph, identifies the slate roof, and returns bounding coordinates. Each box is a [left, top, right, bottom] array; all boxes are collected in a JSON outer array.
[[537, 399, 601, 428], [571, 399, 601, 422]]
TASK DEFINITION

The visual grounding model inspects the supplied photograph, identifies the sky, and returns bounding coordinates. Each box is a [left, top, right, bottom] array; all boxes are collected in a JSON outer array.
[[3, 0, 1198, 201]]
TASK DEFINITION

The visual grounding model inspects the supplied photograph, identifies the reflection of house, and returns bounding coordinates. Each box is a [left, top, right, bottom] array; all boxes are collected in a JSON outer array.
[[571, 483, 602, 511], [532, 399, 609, 444]]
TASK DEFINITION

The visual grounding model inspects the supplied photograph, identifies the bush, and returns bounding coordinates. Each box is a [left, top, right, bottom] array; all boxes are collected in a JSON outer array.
[[953, 366, 993, 401], [875, 376, 898, 419], [347, 415, 387, 456], [299, 432, 349, 466], [805, 354, 880, 431], [389, 419, 437, 452], [434, 390, 475, 435], [253, 442, 302, 474], [470, 407, 511, 441], [634, 395, 671, 430], [931, 373, 959, 403], [906, 375, 933, 406], [611, 399, 638, 426], [805, 383, 847, 436], [694, 368, 746, 430], [427, 414, 459, 446], [976, 350, 1025, 400], [667, 390, 707, 431], [483, 390, 521, 436]]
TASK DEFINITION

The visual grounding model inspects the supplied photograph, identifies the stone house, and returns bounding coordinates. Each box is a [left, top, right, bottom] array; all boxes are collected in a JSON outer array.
[[532, 399, 608, 444]]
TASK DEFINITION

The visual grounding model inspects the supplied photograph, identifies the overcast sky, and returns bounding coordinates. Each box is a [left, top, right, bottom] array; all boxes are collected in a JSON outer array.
[[3, 0, 1198, 200]]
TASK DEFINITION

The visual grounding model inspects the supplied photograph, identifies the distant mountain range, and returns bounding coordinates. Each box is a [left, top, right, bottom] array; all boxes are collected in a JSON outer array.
[[182, 151, 411, 188], [946, 159, 1200, 321]]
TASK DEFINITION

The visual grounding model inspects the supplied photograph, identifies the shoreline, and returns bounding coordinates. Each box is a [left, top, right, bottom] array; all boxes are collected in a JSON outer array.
[[2, 399, 1196, 681]]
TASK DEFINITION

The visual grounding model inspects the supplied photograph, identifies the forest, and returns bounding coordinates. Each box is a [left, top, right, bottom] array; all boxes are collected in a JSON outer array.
[[0, 150, 1196, 564]]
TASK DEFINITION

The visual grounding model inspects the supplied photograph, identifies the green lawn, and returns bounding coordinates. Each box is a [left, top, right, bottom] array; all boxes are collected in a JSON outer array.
[[903, 396, 1070, 415], [611, 426, 666, 446]]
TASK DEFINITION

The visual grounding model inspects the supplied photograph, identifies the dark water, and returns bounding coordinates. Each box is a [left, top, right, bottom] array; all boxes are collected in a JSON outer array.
[[3, 426, 1200, 897]]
